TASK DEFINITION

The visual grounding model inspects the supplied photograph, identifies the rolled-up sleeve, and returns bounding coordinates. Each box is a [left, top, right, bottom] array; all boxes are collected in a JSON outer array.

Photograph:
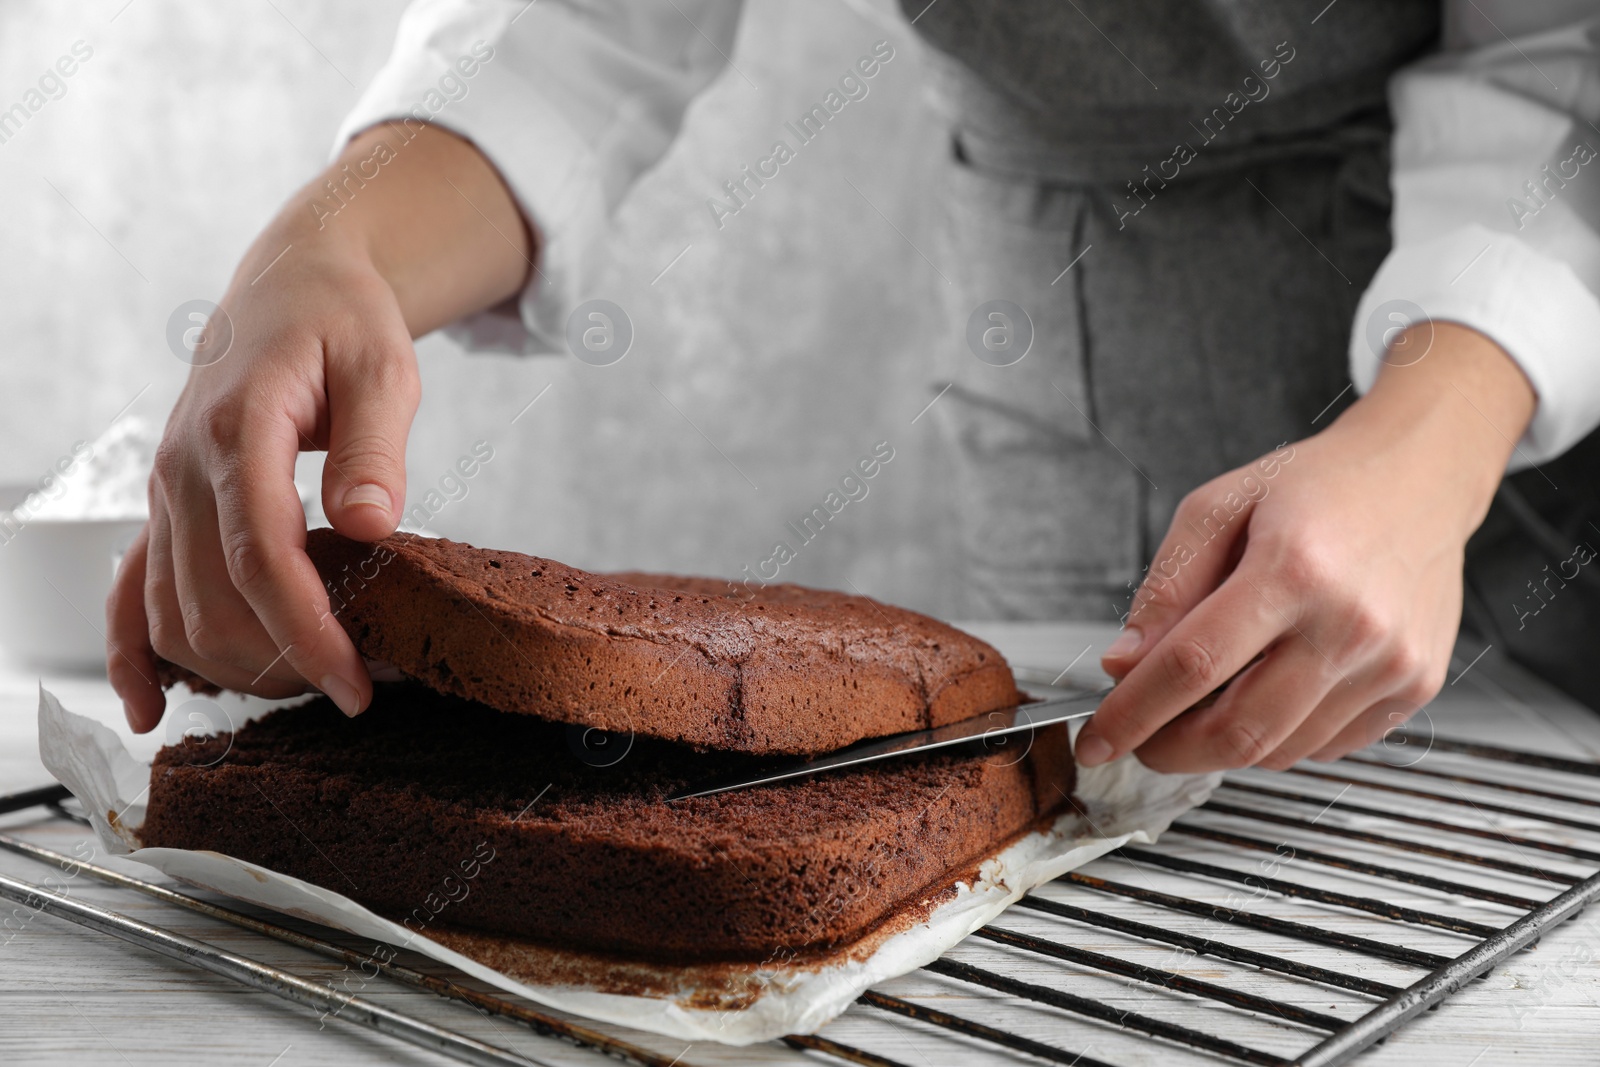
[[334, 0, 744, 355], [1350, 3, 1600, 466]]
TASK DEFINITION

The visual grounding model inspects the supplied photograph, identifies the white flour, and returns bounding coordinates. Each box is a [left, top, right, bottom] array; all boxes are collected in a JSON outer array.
[[17, 416, 323, 525], [26, 417, 157, 521]]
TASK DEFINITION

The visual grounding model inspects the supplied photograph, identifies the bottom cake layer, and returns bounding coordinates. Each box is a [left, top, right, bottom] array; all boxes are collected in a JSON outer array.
[[139, 685, 1076, 961]]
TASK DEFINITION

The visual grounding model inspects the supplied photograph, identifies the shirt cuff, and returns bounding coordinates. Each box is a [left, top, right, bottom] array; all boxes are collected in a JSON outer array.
[[330, 2, 604, 357], [1349, 224, 1600, 467]]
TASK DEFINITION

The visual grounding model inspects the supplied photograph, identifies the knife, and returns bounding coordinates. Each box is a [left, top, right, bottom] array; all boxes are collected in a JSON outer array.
[[665, 686, 1112, 802]]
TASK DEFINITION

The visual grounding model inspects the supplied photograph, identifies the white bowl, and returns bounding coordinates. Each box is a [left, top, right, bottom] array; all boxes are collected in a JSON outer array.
[[0, 517, 145, 670]]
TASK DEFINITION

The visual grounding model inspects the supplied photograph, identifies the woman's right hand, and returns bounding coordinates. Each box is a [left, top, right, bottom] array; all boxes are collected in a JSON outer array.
[[108, 124, 533, 732]]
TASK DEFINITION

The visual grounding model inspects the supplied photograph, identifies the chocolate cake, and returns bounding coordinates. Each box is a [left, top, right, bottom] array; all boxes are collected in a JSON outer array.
[[304, 530, 1023, 755], [140, 684, 1076, 960]]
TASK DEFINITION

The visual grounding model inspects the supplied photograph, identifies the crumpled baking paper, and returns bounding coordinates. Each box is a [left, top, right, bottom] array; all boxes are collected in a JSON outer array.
[[38, 684, 1220, 1045]]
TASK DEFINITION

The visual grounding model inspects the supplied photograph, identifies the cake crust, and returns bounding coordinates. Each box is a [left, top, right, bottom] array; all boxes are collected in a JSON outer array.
[[139, 686, 1076, 961], [305, 530, 1022, 755]]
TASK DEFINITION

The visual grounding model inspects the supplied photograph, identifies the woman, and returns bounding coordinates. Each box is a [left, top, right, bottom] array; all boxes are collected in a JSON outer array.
[[108, 0, 1600, 772]]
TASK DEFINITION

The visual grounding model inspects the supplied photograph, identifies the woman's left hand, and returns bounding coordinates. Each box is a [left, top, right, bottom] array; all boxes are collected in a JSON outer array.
[[1074, 322, 1537, 774]]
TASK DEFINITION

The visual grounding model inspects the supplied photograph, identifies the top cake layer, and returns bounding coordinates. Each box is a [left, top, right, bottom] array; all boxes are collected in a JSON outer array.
[[305, 530, 1022, 755]]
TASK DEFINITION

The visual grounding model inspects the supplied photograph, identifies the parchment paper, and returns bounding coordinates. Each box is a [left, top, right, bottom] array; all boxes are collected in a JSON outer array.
[[38, 684, 1220, 1045]]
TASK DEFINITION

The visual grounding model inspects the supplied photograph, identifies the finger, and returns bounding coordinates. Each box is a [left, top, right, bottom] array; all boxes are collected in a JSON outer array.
[[213, 403, 370, 716], [320, 337, 420, 541], [1303, 632, 1450, 764], [1309, 696, 1429, 763], [146, 497, 307, 698], [165, 473, 295, 680], [1077, 572, 1287, 767], [106, 524, 165, 732], [1104, 479, 1257, 680], [143, 502, 193, 673], [1256, 667, 1388, 770], [1136, 640, 1345, 773]]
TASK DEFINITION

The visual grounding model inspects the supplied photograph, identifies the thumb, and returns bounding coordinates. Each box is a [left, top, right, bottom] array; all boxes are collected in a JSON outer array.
[[1104, 480, 1256, 679], [321, 345, 420, 541]]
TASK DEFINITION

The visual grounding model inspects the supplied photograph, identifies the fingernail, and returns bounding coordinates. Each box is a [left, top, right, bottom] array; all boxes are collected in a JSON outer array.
[[1105, 627, 1143, 659], [1076, 734, 1113, 767], [321, 674, 364, 717], [341, 483, 392, 517]]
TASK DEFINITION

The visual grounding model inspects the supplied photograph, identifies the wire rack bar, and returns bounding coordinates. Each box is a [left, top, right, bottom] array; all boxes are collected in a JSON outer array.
[[1201, 799, 1580, 884], [0, 781, 70, 816], [1060, 871, 1451, 969], [1166, 821, 1541, 910], [0, 833, 689, 1067], [0, 871, 552, 1067], [781, 1034, 910, 1066], [925, 957, 1291, 1067], [1386, 732, 1600, 778], [860, 990, 1119, 1067], [1115, 846, 1500, 938], [1342, 754, 1600, 809], [1295, 869, 1600, 1067], [1281, 766, 1600, 834], [1012, 895, 1402, 998], [1220, 781, 1600, 864], [973, 925, 1346, 1031]]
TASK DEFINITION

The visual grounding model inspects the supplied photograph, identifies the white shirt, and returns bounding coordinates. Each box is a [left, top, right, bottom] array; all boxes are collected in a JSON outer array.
[[334, 0, 1600, 466]]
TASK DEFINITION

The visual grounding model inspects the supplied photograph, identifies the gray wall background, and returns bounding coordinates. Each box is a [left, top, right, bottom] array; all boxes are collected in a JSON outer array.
[[0, 0, 978, 618]]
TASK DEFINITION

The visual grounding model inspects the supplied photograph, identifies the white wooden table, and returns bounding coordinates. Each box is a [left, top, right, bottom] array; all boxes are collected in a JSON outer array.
[[3, 623, 1599, 1066]]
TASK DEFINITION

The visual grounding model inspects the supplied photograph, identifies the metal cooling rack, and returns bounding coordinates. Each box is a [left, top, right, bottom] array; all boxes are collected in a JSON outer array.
[[5, 727, 1600, 1067]]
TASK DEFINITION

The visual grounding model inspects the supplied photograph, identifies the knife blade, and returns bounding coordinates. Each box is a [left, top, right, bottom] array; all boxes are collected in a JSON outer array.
[[665, 686, 1112, 802]]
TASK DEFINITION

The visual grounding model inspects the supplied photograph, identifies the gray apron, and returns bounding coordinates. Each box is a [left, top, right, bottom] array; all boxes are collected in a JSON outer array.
[[900, 0, 1440, 620]]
